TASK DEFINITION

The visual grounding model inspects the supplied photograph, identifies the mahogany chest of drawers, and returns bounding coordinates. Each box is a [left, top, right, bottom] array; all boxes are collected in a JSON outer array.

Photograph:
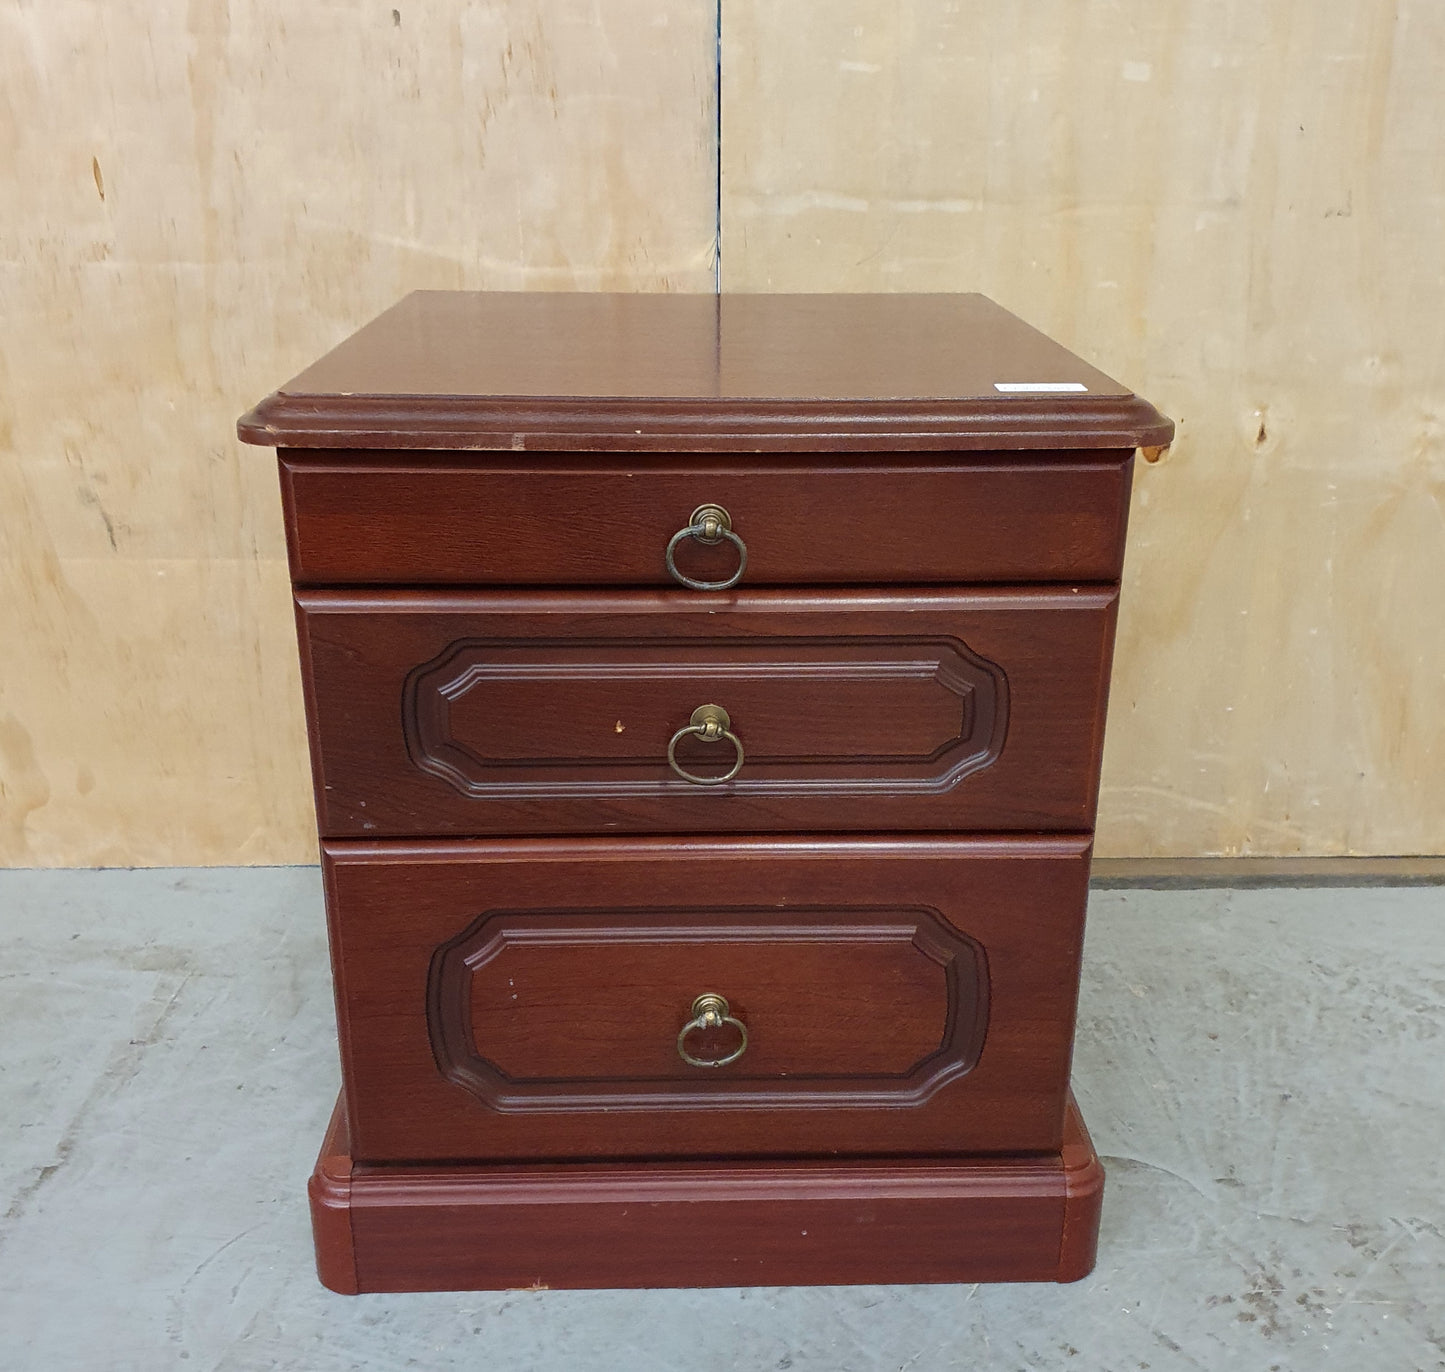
[[239, 291, 1172, 1293]]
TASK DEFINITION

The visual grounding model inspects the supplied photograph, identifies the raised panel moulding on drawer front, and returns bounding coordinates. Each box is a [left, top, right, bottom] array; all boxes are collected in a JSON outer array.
[[425, 906, 989, 1113], [401, 635, 1009, 800]]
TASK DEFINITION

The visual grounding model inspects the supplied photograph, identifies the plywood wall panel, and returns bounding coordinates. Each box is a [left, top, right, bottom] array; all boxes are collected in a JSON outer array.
[[0, 1, 716, 866], [6, 0, 1441, 865], [722, 0, 1445, 857]]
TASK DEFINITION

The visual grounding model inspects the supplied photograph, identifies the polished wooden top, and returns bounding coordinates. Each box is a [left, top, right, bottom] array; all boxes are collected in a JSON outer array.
[[239, 291, 1172, 453]]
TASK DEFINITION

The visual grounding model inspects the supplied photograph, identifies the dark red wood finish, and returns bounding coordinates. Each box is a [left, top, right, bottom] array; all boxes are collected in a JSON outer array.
[[280, 452, 1134, 586], [310, 1090, 1105, 1292], [323, 835, 1092, 1162], [308, 1096, 358, 1295], [428, 905, 990, 1105], [237, 291, 1169, 1293], [240, 292, 1172, 453], [297, 588, 1120, 837]]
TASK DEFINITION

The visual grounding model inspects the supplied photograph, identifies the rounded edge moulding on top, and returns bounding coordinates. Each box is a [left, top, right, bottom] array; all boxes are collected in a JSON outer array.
[[237, 291, 1175, 453]]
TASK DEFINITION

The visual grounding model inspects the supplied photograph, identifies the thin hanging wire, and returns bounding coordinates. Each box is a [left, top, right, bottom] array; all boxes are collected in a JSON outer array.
[[714, 0, 722, 293]]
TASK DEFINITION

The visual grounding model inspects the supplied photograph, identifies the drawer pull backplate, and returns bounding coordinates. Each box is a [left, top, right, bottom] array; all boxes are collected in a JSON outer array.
[[676, 993, 749, 1068], [667, 704, 745, 786], [665, 503, 748, 591]]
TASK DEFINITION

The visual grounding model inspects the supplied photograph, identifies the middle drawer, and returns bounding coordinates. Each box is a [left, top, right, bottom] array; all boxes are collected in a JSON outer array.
[[297, 587, 1119, 837]]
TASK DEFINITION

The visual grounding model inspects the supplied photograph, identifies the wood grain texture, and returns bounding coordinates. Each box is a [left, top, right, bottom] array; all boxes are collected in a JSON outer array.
[[240, 291, 1171, 450], [296, 588, 1120, 836], [281, 451, 1135, 585], [310, 1090, 1103, 1291], [307, 1096, 359, 1296], [721, 0, 1445, 857], [14, 3, 1439, 862], [427, 904, 988, 1110], [1058, 1103, 1107, 1283], [0, 2, 716, 866], [322, 835, 1093, 1162]]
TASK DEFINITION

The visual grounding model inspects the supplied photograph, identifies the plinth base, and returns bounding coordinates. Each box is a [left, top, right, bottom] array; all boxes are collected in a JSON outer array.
[[309, 1093, 1104, 1293]]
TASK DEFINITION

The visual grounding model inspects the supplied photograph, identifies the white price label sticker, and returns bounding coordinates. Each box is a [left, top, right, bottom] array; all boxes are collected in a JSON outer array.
[[993, 382, 1089, 393]]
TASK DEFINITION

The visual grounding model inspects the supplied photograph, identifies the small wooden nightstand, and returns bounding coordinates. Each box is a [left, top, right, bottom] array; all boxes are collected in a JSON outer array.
[[240, 291, 1171, 1293]]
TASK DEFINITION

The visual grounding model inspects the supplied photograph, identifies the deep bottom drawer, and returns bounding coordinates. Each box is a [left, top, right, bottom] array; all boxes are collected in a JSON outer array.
[[325, 835, 1092, 1163]]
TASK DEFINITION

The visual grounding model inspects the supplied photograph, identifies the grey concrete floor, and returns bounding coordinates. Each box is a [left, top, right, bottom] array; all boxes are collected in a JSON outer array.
[[1, 869, 1442, 1372]]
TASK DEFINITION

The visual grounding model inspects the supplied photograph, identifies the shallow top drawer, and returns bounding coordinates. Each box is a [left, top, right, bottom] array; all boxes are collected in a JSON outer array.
[[280, 452, 1133, 587]]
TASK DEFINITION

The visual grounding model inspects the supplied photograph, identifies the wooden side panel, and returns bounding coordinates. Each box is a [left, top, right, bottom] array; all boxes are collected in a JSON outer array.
[[323, 835, 1092, 1162], [297, 588, 1119, 836], [0, 2, 716, 866], [1058, 1104, 1107, 1283], [307, 1098, 359, 1295], [721, 0, 1445, 858]]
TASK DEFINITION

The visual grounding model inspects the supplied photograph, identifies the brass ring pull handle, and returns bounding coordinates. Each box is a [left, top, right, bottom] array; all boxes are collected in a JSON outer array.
[[676, 993, 749, 1068], [664, 503, 748, 591], [666, 705, 744, 786]]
